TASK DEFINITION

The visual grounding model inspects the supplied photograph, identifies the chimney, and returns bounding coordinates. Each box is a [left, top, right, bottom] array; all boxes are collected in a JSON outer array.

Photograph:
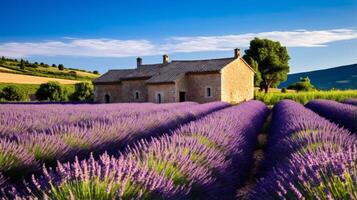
[[234, 48, 241, 58], [136, 57, 142, 67], [163, 54, 169, 64]]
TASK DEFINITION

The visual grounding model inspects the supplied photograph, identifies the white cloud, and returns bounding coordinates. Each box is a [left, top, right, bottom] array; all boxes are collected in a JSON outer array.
[[0, 29, 357, 58], [0, 39, 156, 58], [163, 29, 357, 52]]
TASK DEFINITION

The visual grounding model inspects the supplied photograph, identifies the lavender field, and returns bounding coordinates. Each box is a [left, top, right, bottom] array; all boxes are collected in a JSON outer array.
[[0, 100, 355, 199]]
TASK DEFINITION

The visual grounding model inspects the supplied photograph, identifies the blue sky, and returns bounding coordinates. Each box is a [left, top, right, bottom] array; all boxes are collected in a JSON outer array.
[[0, 0, 356, 74]]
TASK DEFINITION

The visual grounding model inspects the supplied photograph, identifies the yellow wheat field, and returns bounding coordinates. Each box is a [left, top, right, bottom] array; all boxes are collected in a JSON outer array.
[[0, 72, 80, 84]]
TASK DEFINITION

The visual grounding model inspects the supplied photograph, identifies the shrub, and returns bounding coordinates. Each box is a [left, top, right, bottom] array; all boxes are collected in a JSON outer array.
[[0, 85, 26, 101], [58, 64, 64, 71], [281, 88, 287, 93], [93, 70, 99, 74], [68, 71, 77, 77], [287, 77, 315, 92], [35, 81, 68, 101], [70, 82, 94, 102]]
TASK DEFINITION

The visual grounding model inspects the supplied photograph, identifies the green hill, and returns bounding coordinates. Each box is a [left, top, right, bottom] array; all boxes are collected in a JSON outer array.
[[279, 63, 357, 90], [0, 56, 100, 81]]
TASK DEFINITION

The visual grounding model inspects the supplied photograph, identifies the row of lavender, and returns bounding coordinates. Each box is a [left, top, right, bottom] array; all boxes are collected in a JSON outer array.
[[0, 102, 198, 135], [306, 99, 357, 133], [5, 100, 269, 199], [249, 100, 356, 199], [0, 102, 229, 181], [343, 98, 357, 106]]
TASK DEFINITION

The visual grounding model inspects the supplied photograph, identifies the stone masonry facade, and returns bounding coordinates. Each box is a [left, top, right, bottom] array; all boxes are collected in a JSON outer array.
[[93, 49, 255, 104]]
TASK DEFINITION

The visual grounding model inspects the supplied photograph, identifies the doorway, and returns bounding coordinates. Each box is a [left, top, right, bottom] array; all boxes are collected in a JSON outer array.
[[179, 91, 186, 102], [104, 94, 110, 103], [156, 92, 162, 103]]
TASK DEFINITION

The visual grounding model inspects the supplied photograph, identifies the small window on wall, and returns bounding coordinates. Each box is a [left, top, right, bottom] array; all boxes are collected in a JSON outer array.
[[134, 90, 140, 100], [206, 87, 212, 98]]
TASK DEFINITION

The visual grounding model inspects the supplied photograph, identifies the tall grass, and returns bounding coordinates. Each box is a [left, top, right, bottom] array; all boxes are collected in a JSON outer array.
[[255, 90, 357, 105]]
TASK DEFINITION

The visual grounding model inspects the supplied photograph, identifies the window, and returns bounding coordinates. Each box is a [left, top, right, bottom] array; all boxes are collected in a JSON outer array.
[[134, 90, 140, 100], [206, 87, 212, 98]]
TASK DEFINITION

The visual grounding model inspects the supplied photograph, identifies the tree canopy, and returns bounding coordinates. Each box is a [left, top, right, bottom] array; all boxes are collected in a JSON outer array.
[[35, 81, 68, 101], [243, 38, 290, 93], [287, 77, 315, 92], [70, 82, 94, 102], [0, 85, 26, 101]]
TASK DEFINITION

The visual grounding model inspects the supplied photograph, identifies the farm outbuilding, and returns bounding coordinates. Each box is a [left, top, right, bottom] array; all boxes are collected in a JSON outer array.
[[93, 49, 255, 104]]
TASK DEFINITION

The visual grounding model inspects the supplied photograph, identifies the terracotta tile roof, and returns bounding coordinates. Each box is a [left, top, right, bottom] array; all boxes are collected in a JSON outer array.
[[93, 57, 236, 84]]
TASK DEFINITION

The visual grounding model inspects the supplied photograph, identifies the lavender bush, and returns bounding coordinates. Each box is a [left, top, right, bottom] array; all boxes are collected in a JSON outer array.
[[19, 101, 268, 200], [0, 102, 228, 181], [343, 98, 357, 106], [249, 100, 357, 199], [306, 99, 357, 133]]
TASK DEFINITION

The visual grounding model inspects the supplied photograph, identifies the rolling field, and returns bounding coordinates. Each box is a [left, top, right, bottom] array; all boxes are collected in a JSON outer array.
[[0, 72, 80, 84], [0, 100, 355, 199]]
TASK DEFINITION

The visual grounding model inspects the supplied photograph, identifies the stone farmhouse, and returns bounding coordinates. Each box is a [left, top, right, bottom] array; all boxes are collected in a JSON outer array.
[[93, 49, 255, 104]]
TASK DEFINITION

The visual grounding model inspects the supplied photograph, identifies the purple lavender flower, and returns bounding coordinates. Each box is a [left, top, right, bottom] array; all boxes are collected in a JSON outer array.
[[306, 99, 357, 133], [250, 100, 357, 200]]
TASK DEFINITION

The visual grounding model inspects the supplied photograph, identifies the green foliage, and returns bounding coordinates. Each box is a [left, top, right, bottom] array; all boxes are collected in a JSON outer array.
[[19, 59, 25, 70], [0, 85, 26, 101], [287, 77, 315, 92], [70, 82, 94, 102], [281, 88, 287, 93], [46, 178, 151, 200], [93, 70, 99, 74], [35, 81, 68, 101], [58, 64, 64, 71], [243, 37, 290, 93], [0, 56, 99, 81], [255, 90, 357, 105], [147, 155, 188, 185], [300, 169, 356, 200]]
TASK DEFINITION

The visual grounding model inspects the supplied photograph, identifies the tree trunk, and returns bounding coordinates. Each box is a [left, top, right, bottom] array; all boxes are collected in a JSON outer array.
[[263, 85, 269, 93]]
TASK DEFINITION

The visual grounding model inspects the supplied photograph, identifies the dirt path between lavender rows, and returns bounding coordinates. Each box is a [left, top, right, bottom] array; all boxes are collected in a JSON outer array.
[[236, 113, 271, 199]]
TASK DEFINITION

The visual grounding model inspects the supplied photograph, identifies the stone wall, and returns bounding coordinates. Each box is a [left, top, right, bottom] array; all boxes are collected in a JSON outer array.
[[121, 80, 148, 102], [186, 73, 221, 103], [221, 58, 254, 103], [175, 76, 188, 102], [147, 83, 176, 103], [94, 84, 122, 103]]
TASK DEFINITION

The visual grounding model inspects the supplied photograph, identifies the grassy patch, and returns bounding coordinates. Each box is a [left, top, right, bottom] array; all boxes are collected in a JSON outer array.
[[255, 90, 357, 105]]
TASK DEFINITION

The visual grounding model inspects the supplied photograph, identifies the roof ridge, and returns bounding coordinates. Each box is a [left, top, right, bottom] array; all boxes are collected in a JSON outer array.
[[171, 57, 235, 62], [108, 69, 135, 71]]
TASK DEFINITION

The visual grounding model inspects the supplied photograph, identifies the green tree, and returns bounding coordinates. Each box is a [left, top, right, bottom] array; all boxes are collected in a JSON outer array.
[[35, 81, 67, 101], [243, 37, 290, 93], [93, 70, 99, 74], [71, 82, 94, 102], [19, 59, 25, 70], [58, 64, 64, 70], [0, 85, 25, 101], [287, 77, 315, 92], [52, 64, 57, 68]]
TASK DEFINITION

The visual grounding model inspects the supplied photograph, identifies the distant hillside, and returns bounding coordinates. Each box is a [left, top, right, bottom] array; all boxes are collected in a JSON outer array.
[[0, 56, 100, 82], [279, 63, 357, 90]]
